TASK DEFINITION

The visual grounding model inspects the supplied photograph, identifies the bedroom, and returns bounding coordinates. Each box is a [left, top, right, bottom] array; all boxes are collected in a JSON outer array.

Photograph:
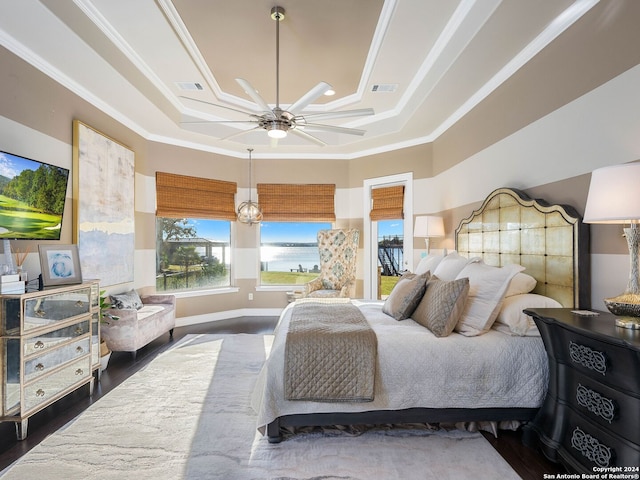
[[0, 1, 639, 478]]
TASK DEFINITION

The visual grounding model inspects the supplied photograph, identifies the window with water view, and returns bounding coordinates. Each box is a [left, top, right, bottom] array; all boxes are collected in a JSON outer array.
[[260, 222, 331, 285], [156, 218, 231, 292]]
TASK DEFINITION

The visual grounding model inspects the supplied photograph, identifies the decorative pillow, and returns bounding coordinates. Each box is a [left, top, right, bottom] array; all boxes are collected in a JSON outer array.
[[432, 252, 479, 281], [412, 275, 469, 337], [454, 262, 524, 336], [414, 252, 445, 275], [110, 290, 143, 310], [382, 272, 430, 320], [494, 293, 562, 336], [505, 272, 537, 297]]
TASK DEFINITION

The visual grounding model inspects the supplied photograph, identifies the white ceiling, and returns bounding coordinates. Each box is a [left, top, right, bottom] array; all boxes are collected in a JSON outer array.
[[0, 0, 600, 159]]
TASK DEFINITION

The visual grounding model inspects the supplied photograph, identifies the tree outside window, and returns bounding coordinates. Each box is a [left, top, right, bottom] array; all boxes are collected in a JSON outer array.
[[156, 218, 230, 292]]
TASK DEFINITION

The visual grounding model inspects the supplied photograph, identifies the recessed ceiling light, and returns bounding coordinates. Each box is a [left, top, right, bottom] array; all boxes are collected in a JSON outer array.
[[324, 89, 335, 96]]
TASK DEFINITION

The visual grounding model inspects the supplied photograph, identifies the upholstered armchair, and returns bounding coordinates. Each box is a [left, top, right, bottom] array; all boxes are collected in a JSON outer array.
[[305, 229, 360, 298]]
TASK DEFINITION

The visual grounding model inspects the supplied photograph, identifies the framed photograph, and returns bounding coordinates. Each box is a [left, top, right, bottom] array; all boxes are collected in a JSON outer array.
[[38, 244, 83, 286], [73, 120, 135, 287]]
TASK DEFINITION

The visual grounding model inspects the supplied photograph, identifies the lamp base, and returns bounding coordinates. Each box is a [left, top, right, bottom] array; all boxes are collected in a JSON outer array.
[[604, 293, 640, 329]]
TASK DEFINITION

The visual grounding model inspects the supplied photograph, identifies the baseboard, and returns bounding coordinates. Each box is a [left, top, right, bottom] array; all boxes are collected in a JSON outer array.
[[175, 308, 283, 327]]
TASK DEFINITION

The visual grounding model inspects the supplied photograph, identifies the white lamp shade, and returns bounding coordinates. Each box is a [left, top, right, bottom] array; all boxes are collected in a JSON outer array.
[[414, 216, 444, 237], [584, 162, 640, 224]]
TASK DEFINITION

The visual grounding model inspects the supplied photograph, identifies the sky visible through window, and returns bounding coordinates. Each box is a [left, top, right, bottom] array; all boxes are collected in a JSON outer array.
[[186, 219, 403, 243]]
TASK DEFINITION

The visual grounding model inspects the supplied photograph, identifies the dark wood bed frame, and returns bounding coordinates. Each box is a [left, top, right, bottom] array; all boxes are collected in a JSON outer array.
[[266, 188, 590, 443]]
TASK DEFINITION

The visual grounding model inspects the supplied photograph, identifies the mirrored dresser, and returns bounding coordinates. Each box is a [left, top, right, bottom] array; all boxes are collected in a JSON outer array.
[[0, 280, 100, 440], [523, 308, 640, 473]]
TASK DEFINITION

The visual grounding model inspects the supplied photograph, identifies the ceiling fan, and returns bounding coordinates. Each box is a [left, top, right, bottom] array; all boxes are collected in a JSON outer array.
[[180, 6, 374, 146]]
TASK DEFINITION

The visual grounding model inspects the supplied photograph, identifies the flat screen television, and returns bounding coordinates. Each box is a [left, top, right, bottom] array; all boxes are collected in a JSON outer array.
[[0, 150, 70, 240]]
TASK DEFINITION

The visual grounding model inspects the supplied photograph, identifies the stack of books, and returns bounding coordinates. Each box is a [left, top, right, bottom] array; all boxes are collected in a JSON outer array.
[[0, 274, 25, 294]]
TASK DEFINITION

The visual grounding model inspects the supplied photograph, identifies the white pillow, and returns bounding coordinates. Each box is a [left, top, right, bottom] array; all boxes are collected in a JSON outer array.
[[506, 272, 537, 297], [414, 253, 445, 275], [494, 293, 562, 336], [454, 262, 524, 336], [432, 252, 478, 281]]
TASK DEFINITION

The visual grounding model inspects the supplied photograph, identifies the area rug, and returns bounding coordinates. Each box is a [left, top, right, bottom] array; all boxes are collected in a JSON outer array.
[[0, 334, 521, 480]]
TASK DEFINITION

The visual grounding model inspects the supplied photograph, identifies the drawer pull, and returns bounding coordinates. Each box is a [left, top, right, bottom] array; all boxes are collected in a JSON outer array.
[[75, 368, 84, 376], [74, 327, 83, 336], [35, 309, 46, 318], [34, 341, 45, 349], [35, 363, 45, 372], [35, 389, 45, 397], [570, 426, 612, 468], [75, 300, 84, 308], [576, 384, 616, 423], [76, 346, 84, 354], [569, 341, 607, 375]]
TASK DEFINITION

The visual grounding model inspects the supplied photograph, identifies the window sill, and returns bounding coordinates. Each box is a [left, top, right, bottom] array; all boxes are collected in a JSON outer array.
[[172, 287, 240, 299], [255, 285, 306, 292]]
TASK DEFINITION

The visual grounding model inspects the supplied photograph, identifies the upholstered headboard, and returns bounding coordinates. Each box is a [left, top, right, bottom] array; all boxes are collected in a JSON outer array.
[[455, 188, 590, 309]]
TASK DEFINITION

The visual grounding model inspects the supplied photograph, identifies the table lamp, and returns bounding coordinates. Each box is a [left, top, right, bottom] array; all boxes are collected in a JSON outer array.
[[583, 162, 640, 329], [414, 216, 444, 253]]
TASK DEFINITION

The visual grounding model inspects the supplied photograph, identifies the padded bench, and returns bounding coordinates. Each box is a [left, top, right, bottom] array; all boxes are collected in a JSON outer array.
[[101, 292, 176, 359]]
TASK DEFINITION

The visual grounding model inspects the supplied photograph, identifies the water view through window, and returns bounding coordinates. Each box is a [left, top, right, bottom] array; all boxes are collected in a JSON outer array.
[[260, 220, 404, 293]]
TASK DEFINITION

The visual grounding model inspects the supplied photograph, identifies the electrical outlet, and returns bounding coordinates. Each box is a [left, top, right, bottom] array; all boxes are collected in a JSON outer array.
[[248, 293, 253, 301]]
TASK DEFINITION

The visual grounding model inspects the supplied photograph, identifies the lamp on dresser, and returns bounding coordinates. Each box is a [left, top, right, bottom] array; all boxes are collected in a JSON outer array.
[[414, 216, 444, 253], [583, 162, 640, 329]]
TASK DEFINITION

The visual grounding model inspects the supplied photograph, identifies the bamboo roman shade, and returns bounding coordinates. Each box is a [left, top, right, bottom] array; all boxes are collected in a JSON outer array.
[[370, 185, 405, 221], [156, 172, 237, 221], [257, 183, 336, 222]]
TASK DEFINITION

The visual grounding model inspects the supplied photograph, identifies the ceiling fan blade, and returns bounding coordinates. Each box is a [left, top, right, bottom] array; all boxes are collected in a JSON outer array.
[[296, 108, 375, 122], [236, 78, 275, 117], [220, 126, 262, 141], [179, 95, 261, 118], [180, 120, 257, 125], [287, 82, 332, 115], [301, 123, 366, 136], [288, 128, 326, 146]]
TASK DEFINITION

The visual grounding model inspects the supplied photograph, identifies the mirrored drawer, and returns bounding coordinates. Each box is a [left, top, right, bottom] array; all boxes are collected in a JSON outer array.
[[23, 356, 91, 413], [24, 337, 90, 382], [23, 288, 91, 332], [24, 320, 90, 356]]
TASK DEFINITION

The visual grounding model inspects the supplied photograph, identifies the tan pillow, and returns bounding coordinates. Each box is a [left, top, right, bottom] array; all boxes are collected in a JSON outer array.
[[382, 272, 430, 320], [412, 276, 470, 337]]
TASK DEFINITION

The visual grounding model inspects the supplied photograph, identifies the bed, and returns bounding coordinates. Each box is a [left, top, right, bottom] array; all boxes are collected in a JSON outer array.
[[252, 187, 590, 443]]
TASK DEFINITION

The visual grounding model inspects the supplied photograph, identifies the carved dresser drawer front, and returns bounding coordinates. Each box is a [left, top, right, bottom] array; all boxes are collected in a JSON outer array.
[[24, 320, 90, 356], [562, 369, 640, 444], [23, 356, 92, 413], [563, 409, 640, 470], [23, 288, 91, 332], [555, 329, 640, 393], [24, 337, 91, 382]]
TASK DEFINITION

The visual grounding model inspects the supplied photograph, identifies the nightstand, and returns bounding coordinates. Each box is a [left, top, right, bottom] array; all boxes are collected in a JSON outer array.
[[522, 308, 640, 473]]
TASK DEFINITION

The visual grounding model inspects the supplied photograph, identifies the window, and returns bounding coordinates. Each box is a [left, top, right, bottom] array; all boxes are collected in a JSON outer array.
[[260, 221, 331, 286], [156, 218, 231, 292], [377, 219, 404, 297], [155, 172, 236, 293]]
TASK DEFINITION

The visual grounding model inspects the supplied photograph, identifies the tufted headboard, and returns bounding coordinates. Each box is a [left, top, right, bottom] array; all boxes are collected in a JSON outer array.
[[455, 188, 590, 309]]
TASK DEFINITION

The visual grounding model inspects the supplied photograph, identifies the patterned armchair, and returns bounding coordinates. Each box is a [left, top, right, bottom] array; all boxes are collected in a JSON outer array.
[[305, 229, 360, 298]]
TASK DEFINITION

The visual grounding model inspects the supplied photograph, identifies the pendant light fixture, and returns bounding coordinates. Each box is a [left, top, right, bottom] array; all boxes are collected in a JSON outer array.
[[237, 148, 263, 225]]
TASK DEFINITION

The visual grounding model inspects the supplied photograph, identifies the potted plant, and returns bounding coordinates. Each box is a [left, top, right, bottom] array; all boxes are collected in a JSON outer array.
[[99, 291, 119, 371]]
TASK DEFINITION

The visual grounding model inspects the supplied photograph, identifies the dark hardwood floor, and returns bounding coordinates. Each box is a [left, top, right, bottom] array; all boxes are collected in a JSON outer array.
[[0, 317, 566, 478]]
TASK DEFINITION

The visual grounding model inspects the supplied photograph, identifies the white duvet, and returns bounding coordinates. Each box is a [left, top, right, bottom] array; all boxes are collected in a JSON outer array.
[[251, 300, 548, 433]]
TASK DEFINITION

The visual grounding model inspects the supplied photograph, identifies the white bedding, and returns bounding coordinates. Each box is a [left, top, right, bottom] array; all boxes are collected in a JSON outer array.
[[251, 299, 549, 433]]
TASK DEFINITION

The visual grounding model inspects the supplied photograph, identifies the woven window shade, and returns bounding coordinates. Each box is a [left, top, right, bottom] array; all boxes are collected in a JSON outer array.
[[257, 184, 336, 222], [370, 185, 404, 221], [156, 172, 237, 220]]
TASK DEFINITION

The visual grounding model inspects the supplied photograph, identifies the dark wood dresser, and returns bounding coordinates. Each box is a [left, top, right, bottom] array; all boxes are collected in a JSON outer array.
[[523, 308, 640, 473]]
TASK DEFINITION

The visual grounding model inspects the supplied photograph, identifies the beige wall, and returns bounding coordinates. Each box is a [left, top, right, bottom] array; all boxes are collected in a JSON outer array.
[[1, 0, 640, 319]]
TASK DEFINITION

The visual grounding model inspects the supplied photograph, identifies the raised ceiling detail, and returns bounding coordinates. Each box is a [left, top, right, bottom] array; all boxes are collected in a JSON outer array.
[[0, 0, 599, 158]]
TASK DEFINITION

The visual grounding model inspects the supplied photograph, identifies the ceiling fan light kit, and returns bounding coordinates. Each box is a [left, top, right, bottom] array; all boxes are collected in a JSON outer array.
[[180, 5, 374, 146]]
